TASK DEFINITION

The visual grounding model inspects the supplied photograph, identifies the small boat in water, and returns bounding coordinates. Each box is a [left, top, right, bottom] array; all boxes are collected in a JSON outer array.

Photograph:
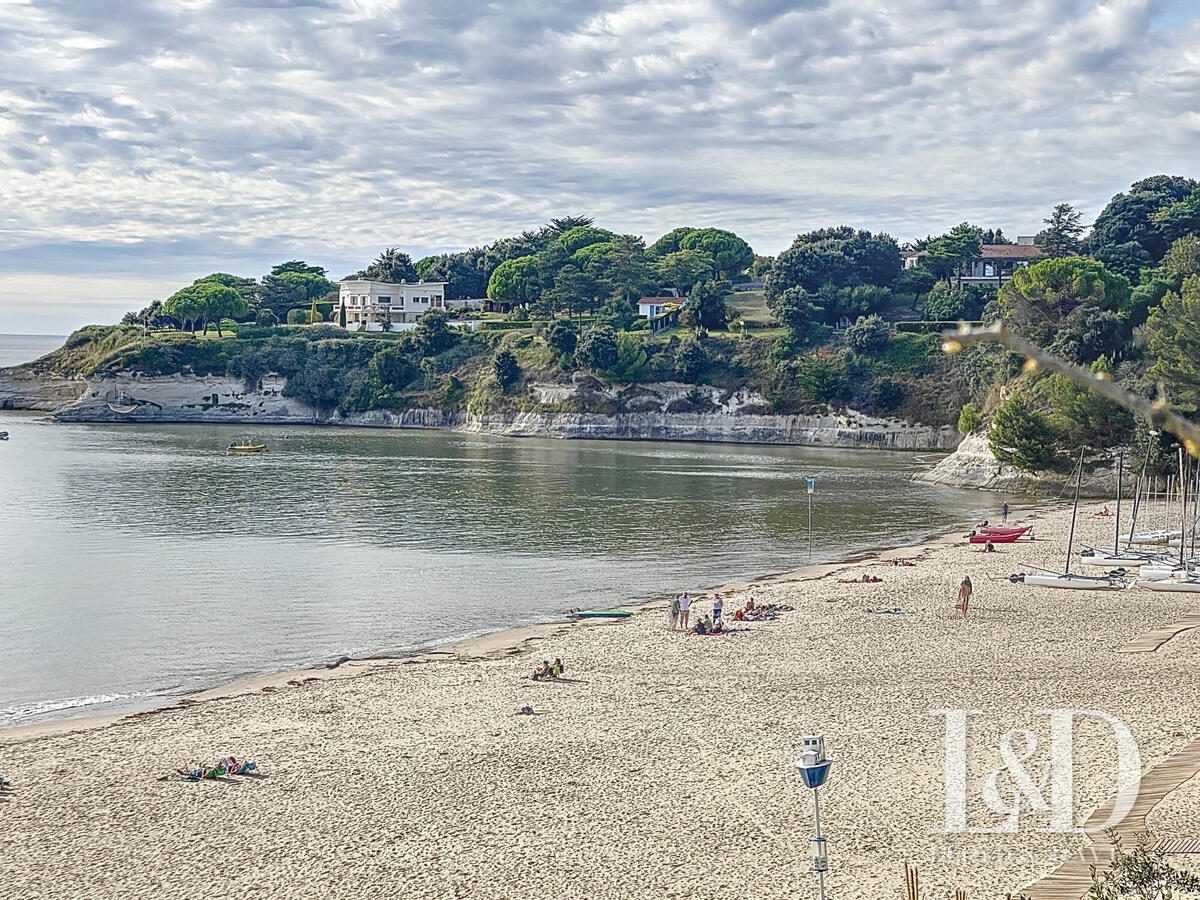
[[227, 443, 268, 453]]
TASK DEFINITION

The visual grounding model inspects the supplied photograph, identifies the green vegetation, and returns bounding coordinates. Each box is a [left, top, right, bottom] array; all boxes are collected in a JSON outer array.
[[48, 175, 1192, 460]]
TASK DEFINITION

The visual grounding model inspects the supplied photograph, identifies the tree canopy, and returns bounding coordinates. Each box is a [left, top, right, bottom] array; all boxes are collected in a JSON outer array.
[[1147, 274, 1200, 411], [677, 228, 754, 280], [486, 255, 541, 305], [1088, 175, 1198, 267], [999, 256, 1131, 362], [766, 226, 900, 298], [1034, 203, 1084, 258], [351, 248, 418, 283]]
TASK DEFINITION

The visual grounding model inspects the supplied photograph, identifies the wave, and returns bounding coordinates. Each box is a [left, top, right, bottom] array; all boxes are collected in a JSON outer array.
[[0, 686, 180, 726]]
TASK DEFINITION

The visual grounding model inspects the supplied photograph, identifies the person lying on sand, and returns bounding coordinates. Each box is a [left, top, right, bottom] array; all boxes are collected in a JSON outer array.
[[890, 559, 916, 567]]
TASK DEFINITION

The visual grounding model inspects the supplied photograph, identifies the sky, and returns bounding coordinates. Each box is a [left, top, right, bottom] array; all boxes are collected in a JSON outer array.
[[1, 0, 1198, 334]]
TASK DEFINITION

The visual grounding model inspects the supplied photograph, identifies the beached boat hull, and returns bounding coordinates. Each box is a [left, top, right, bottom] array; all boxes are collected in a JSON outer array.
[[978, 526, 1030, 536], [567, 610, 633, 619], [1122, 531, 1178, 545], [1137, 564, 1199, 581], [1135, 579, 1200, 593], [1078, 550, 1160, 567], [227, 445, 268, 453], [968, 533, 1022, 544], [1012, 573, 1126, 590]]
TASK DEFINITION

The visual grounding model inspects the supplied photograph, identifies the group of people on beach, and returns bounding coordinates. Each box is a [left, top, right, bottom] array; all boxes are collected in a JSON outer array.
[[667, 592, 717, 632], [531, 658, 565, 680], [666, 593, 791, 633]]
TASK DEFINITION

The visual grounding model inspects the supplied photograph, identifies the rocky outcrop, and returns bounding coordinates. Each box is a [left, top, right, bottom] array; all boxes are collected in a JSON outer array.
[[919, 432, 1121, 495], [0, 366, 86, 411], [52, 373, 321, 424], [10, 369, 962, 452]]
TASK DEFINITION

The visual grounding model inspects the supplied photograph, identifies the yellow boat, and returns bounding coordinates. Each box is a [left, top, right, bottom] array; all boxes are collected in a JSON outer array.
[[227, 443, 268, 453]]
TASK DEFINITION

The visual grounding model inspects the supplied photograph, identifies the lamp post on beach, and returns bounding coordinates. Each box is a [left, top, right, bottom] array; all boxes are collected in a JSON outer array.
[[797, 734, 832, 900], [806, 476, 815, 562]]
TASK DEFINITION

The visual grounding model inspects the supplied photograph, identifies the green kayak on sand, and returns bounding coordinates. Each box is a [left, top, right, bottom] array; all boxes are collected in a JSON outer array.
[[567, 609, 633, 619]]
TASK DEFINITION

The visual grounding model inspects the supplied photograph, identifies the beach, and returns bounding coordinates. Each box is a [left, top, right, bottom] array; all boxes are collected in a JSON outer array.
[[2, 503, 1199, 899]]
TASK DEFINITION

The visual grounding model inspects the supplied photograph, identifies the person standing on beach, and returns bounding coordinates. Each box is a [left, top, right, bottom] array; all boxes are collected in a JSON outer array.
[[711, 593, 723, 624], [1002, 502, 1009, 524], [679, 592, 693, 631], [668, 595, 681, 631], [956, 576, 972, 617]]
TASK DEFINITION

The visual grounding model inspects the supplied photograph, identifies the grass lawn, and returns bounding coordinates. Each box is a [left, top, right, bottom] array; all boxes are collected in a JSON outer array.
[[726, 290, 775, 325]]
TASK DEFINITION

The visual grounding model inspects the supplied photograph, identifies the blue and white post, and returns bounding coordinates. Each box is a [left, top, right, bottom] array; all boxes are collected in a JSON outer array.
[[806, 476, 815, 562], [797, 734, 832, 900]]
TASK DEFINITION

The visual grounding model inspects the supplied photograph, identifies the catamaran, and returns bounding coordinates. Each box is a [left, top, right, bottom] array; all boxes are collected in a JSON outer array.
[[1011, 448, 1130, 591]]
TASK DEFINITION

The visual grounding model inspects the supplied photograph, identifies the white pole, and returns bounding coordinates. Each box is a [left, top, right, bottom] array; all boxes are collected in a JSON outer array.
[[813, 787, 826, 900], [808, 491, 813, 563]]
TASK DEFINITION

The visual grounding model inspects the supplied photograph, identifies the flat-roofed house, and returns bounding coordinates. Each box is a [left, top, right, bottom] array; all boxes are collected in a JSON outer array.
[[334, 280, 449, 331], [901, 236, 1042, 287]]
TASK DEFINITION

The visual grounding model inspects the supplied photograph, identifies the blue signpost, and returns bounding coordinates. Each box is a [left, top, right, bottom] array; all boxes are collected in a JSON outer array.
[[806, 476, 815, 561], [797, 734, 832, 899]]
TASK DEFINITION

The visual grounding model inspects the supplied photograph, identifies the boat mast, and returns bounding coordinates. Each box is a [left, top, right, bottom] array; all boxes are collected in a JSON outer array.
[[1113, 452, 1123, 557], [1179, 448, 1187, 571], [1065, 447, 1084, 576], [1126, 435, 1153, 548]]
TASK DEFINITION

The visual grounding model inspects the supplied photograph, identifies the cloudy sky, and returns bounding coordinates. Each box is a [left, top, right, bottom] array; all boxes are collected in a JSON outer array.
[[1, 0, 1198, 333]]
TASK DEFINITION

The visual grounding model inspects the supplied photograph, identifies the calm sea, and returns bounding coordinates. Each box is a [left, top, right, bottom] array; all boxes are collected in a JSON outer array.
[[0, 368, 992, 728], [0, 333, 66, 368]]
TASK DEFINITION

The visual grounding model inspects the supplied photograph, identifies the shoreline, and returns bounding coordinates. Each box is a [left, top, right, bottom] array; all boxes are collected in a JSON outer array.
[[0, 508, 1001, 747], [5, 499, 1196, 897]]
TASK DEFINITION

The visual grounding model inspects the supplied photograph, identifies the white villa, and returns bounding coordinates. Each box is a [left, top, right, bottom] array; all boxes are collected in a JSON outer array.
[[334, 279, 450, 331]]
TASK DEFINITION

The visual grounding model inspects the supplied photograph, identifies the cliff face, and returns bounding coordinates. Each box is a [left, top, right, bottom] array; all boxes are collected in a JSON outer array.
[[51, 373, 320, 423], [21, 370, 963, 452], [0, 367, 86, 411]]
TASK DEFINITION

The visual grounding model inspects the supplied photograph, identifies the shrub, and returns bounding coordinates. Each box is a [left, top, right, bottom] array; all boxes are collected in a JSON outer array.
[[286, 308, 309, 325], [575, 325, 619, 371], [795, 350, 850, 404], [988, 394, 1062, 473], [255, 309, 279, 327], [493, 349, 521, 392], [674, 335, 711, 383], [545, 319, 579, 356], [844, 314, 890, 355], [957, 403, 983, 434], [892, 267, 937, 297], [872, 379, 906, 413]]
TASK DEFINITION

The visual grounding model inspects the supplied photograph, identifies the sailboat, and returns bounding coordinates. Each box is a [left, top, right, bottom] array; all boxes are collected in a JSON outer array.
[[1133, 448, 1200, 592], [1011, 448, 1129, 590]]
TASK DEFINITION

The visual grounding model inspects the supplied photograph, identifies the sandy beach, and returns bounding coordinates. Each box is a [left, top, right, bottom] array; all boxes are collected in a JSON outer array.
[[2, 502, 1199, 899]]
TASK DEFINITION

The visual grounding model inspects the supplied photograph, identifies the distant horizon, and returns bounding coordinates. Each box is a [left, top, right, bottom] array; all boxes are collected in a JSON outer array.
[[2, 0, 1198, 333]]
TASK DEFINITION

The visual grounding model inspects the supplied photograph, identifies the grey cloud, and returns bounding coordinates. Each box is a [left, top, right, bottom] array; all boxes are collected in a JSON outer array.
[[0, 0, 1197, 330]]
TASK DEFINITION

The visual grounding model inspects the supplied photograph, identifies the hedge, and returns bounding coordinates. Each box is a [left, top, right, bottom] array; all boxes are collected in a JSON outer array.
[[893, 320, 985, 334]]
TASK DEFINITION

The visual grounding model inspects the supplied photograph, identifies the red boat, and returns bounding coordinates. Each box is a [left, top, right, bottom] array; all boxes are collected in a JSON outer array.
[[969, 532, 1022, 543], [978, 525, 1031, 536]]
